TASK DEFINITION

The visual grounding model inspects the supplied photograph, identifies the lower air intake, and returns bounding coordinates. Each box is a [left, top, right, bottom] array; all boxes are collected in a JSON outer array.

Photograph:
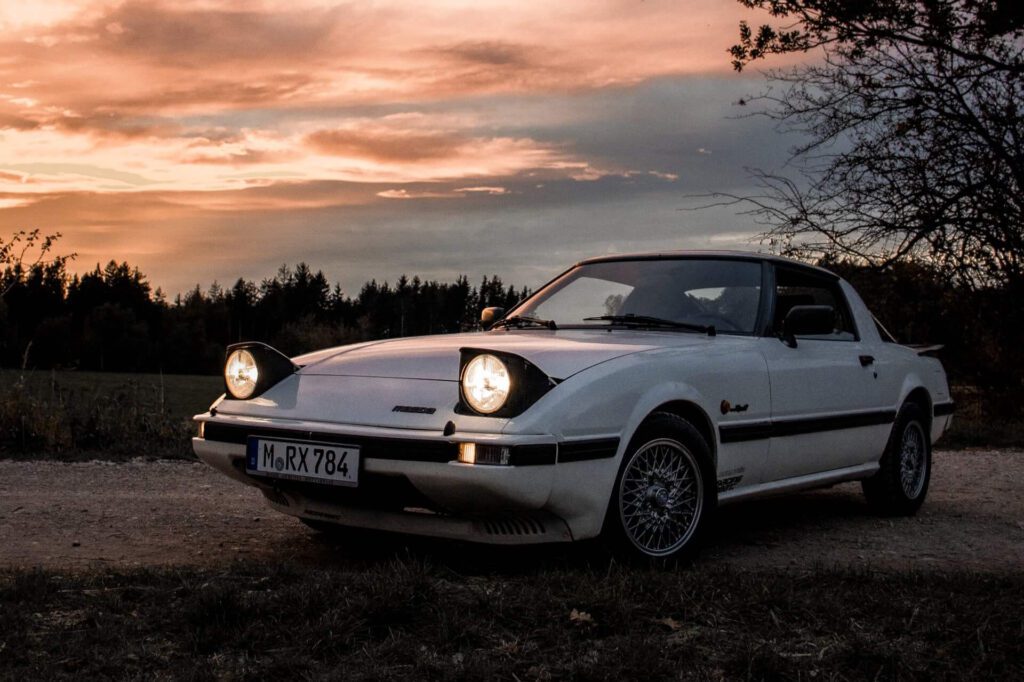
[[482, 517, 547, 536]]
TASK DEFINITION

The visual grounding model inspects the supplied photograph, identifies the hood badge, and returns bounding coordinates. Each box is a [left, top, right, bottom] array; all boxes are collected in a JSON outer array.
[[393, 405, 437, 414]]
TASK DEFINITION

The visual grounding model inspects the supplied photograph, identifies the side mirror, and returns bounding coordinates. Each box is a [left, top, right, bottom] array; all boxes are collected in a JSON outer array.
[[782, 305, 835, 347], [480, 306, 505, 329]]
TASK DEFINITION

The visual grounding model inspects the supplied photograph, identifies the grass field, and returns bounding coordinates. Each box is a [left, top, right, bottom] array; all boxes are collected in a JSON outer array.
[[0, 369, 221, 460], [1, 559, 1021, 680], [0, 369, 222, 422], [0, 369, 1018, 460]]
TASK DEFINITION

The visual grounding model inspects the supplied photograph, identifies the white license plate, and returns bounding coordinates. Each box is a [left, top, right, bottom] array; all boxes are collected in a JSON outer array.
[[246, 437, 359, 487]]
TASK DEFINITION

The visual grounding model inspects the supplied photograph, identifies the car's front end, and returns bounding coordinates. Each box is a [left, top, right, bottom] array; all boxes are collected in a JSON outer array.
[[193, 333, 654, 544]]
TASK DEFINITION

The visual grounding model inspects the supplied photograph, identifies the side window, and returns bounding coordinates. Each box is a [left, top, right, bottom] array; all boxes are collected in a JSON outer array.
[[773, 267, 857, 341]]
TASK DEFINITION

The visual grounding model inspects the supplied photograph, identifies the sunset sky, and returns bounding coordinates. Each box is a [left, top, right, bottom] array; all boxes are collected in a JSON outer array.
[[0, 0, 804, 296]]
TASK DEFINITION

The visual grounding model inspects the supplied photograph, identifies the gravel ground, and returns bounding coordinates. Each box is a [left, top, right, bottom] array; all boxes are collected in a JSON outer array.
[[0, 449, 1021, 572]]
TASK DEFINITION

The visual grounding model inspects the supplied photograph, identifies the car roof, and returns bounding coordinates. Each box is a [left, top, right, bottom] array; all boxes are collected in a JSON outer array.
[[577, 249, 839, 279]]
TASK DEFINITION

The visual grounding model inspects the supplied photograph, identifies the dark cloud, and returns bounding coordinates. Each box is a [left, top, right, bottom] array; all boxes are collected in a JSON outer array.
[[108, 73, 322, 112], [304, 128, 468, 163], [427, 41, 536, 67], [0, 112, 40, 131], [95, 2, 348, 65], [50, 111, 181, 139]]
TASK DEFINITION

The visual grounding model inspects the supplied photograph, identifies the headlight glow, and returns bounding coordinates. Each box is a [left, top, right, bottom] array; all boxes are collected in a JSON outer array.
[[461, 354, 511, 414], [225, 349, 259, 399]]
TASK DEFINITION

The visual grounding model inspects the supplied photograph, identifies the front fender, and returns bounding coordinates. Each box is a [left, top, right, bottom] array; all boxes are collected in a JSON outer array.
[[500, 340, 770, 540]]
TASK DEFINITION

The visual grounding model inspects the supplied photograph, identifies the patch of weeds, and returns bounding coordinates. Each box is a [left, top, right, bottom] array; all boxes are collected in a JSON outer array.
[[1, 556, 1023, 679], [0, 374, 195, 460]]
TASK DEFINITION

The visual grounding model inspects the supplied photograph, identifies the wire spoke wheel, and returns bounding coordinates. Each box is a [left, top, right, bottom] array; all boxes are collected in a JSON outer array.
[[898, 421, 927, 499], [862, 402, 931, 516], [618, 438, 704, 557]]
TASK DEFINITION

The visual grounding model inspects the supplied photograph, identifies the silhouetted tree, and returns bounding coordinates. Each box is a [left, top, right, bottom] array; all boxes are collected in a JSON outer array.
[[726, 0, 1023, 292]]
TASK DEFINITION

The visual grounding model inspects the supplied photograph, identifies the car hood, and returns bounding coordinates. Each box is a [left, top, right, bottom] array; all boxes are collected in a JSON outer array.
[[294, 330, 715, 381]]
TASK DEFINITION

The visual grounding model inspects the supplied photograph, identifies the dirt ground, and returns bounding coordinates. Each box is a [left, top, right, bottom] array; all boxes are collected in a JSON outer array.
[[0, 450, 1021, 572]]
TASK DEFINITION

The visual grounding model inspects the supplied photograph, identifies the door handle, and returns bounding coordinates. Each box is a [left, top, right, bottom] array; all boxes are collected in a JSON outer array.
[[859, 355, 875, 366]]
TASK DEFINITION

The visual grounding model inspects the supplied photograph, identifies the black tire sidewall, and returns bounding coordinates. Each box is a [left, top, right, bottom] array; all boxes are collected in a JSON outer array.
[[864, 402, 932, 515], [603, 412, 716, 563]]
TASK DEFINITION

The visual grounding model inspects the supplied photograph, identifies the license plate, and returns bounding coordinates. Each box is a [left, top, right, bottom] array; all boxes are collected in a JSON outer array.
[[246, 437, 359, 487]]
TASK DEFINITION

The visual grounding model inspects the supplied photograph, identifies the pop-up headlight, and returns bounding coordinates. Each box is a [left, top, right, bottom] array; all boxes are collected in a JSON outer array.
[[225, 348, 259, 399], [458, 348, 557, 418], [222, 342, 297, 400], [461, 354, 511, 414]]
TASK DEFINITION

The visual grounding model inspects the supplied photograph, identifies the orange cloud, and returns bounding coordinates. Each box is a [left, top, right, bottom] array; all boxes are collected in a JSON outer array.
[[306, 128, 468, 163], [0, 0, 789, 292]]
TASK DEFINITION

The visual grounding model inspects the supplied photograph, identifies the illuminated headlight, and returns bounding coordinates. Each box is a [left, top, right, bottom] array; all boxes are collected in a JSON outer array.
[[461, 354, 511, 414], [224, 349, 259, 399]]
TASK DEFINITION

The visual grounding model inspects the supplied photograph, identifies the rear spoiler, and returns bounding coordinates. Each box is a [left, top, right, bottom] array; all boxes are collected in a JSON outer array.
[[905, 344, 944, 357]]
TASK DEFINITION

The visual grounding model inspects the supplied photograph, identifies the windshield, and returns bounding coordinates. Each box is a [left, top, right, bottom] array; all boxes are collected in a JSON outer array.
[[510, 258, 763, 334]]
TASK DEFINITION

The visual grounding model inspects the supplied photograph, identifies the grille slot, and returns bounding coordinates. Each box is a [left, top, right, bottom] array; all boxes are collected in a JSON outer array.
[[482, 517, 547, 536]]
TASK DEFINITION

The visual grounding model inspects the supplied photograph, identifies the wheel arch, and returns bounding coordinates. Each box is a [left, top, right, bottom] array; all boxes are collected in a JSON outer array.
[[631, 399, 718, 467], [902, 385, 934, 430]]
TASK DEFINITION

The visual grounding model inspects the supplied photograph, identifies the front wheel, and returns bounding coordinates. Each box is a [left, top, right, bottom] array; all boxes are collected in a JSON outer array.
[[603, 412, 715, 563], [862, 402, 932, 515]]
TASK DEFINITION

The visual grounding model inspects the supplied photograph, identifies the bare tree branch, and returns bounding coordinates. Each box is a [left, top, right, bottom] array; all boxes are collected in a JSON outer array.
[[723, 0, 1024, 291]]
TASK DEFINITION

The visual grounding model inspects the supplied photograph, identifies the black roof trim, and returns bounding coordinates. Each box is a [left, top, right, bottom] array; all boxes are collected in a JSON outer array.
[[576, 250, 840, 280]]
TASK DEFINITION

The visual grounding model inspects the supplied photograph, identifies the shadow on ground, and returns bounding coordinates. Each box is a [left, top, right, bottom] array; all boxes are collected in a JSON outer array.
[[275, 485, 887, 575]]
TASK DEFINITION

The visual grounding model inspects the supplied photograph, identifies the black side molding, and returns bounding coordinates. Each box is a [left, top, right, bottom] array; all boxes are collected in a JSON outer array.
[[720, 409, 897, 444], [558, 438, 621, 463], [933, 401, 955, 417]]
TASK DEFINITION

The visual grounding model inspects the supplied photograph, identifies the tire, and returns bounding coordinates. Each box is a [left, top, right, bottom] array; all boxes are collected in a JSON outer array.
[[602, 412, 716, 563], [861, 402, 932, 515]]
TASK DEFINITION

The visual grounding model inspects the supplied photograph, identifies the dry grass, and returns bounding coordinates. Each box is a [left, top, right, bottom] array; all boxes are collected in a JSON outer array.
[[1, 560, 1021, 680], [943, 385, 1024, 449], [0, 370, 221, 460], [0, 371, 1016, 461]]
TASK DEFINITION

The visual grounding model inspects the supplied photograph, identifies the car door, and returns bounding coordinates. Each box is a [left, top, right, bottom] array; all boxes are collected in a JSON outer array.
[[758, 265, 889, 481]]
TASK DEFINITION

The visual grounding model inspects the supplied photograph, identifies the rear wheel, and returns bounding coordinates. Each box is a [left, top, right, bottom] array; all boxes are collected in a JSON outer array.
[[603, 412, 715, 563], [862, 402, 932, 515]]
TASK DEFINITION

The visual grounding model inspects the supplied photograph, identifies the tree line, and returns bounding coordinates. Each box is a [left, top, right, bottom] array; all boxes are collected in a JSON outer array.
[[0, 259, 527, 375], [0, 252, 1020, 388]]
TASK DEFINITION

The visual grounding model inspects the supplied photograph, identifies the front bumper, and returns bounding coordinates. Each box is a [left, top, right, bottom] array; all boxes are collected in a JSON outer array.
[[192, 414, 618, 544]]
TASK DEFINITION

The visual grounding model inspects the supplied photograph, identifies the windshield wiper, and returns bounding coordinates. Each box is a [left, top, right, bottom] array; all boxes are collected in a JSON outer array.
[[492, 315, 558, 330], [583, 314, 716, 336]]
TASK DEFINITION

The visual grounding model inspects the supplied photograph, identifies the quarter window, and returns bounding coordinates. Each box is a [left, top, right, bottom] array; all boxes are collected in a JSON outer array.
[[772, 267, 857, 341]]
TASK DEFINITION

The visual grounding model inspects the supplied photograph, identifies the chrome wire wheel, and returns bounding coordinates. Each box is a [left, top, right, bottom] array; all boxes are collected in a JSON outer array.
[[899, 421, 928, 499], [618, 438, 704, 557]]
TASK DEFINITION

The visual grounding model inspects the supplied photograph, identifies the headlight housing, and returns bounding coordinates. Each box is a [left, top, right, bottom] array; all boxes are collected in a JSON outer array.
[[458, 348, 557, 418], [461, 354, 511, 414], [222, 342, 297, 400], [225, 349, 259, 399]]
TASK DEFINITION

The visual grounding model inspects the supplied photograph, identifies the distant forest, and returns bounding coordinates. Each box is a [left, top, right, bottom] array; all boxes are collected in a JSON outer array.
[[0, 257, 1019, 388], [0, 260, 528, 375]]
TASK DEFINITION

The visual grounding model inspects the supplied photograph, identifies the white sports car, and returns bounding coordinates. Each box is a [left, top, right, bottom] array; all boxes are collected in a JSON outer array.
[[194, 251, 953, 561]]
